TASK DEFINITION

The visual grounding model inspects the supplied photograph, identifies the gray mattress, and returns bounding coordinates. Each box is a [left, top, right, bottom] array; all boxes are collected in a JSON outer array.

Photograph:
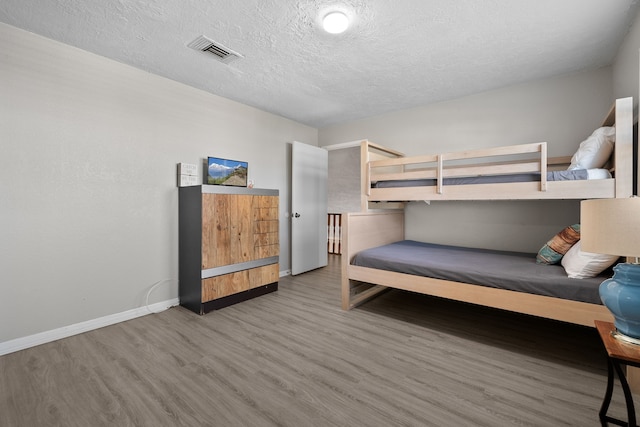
[[351, 240, 607, 304], [373, 169, 589, 188]]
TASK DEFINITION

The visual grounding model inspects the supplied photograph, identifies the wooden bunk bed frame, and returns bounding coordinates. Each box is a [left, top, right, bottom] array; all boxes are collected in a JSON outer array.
[[341, 210, 613, 327], [342, 97, 636, 327], [361, 97, 634, 209]]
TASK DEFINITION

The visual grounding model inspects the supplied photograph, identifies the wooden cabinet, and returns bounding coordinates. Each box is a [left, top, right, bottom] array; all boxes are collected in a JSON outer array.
[[179, 185, 279, 314]]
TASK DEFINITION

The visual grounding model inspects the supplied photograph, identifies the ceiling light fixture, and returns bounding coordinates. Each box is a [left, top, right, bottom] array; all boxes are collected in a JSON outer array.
[[323, 11, 349, 34]]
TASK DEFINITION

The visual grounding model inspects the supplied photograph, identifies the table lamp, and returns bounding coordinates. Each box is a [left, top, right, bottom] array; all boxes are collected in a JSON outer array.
[[581, 197, 640, 343]]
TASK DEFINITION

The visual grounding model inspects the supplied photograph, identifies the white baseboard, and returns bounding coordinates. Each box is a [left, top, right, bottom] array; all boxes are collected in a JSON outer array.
[[0, 298, 180, 357], [279, 269, 291, 277]]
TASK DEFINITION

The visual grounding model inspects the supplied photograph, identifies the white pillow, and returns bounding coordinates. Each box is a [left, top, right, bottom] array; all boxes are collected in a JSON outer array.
[[568, 127, 615, 170], [586, 168, 612, 180], [561, 241, 619, 279]]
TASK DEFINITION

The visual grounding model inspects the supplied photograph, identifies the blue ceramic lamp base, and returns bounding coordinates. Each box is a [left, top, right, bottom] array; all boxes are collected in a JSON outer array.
[[611, 330, 640, 346], [600, 263, 640, 341]]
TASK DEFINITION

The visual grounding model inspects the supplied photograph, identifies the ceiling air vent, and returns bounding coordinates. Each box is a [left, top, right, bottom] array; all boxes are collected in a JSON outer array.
[[187, 35, 243, 64]]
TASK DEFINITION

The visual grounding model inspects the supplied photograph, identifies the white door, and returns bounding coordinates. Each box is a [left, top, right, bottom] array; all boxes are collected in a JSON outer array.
[[291, 141, 328, 275]]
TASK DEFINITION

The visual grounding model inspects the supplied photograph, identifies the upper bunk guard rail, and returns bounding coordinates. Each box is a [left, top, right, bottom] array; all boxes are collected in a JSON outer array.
[[369, 141, 548, 194], [361, 96, 632, 204], [362, 140, 405, 198]]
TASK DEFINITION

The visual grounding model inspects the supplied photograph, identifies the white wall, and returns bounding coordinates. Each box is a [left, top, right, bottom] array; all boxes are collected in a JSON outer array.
[[318, 68, 616, 252], [613, 6, 640, 110], [319, 69, 614, 153], [0, 23, 317, 344]]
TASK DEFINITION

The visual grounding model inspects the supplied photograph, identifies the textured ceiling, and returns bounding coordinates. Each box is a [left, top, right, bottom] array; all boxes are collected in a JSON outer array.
[[1, 0, 638, 128]]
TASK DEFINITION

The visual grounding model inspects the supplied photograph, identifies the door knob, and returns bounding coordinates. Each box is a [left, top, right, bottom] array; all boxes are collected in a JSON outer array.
[[294, 213, 301, 218]]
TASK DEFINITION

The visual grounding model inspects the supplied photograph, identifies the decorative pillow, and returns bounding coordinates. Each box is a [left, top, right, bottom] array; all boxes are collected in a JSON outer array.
[[561, 241, 619, 279], [536, 224, 581, 264], [568, 127, 615, 170]]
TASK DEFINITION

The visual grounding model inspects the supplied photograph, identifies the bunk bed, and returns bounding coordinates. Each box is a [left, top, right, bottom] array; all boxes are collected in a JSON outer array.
[[341, 97, 635, 327], [361, 97, 633, 207]]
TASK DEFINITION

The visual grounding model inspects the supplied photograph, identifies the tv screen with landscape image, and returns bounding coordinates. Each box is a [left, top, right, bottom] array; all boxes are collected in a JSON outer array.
[[207, 157, 248, 187]]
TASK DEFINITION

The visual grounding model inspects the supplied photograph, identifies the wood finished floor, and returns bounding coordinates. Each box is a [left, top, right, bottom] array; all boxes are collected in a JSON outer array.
[[0, 255, 630, 426]]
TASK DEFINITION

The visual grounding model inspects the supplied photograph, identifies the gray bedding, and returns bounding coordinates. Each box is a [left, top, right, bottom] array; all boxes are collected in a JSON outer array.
[[351, 240, 607, 304], [373, 169, 589, 188]]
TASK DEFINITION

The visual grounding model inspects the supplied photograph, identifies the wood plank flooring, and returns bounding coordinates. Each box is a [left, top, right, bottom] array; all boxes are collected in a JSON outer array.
[[0, 255, 629, 426]]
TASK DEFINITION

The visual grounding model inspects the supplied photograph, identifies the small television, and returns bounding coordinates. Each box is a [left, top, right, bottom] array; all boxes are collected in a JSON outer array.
[[207, 156, 248, 187]]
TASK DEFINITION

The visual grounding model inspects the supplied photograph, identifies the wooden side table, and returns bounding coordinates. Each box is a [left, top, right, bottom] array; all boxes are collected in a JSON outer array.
[[595, 320, 640, 426]]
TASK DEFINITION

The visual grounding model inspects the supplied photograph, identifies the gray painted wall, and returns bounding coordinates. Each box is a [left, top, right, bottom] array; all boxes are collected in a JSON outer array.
[[0, 23, 317, 343], [613, 8, 640, 111]]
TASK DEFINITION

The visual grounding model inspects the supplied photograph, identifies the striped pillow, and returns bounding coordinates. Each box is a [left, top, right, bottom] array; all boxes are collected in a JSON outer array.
[[536, 224, 581, 264]]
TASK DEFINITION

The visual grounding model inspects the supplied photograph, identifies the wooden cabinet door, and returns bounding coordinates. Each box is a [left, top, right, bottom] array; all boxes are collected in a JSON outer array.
[[202, 194, 278, 270], [202, 193, 230, 269], [253, 195, 279, 259]]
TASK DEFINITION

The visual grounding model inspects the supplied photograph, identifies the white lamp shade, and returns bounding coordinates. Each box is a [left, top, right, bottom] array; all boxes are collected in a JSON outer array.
[[580, 198, 640, 258]]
